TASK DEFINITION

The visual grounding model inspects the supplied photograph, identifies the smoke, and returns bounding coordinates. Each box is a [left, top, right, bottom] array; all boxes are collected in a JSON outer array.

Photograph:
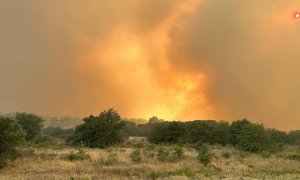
[[0, 0, 299, 130]]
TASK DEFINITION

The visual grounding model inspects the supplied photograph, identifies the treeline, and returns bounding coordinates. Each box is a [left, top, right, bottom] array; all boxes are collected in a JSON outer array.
[[1, 109, 300, 168], [121, 118, 300, 153]]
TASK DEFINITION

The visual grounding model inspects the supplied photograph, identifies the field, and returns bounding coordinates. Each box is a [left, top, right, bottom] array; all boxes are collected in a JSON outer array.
[[0, 142, 299, 180]]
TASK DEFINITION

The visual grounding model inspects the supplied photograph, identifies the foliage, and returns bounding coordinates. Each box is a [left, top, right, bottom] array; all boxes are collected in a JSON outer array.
[[221, 152, 231, 159], [288, 130, 300, 145], [148, 121, 188, 144], [65, 149, 90, 161], [229, 119, 274, 153], [288, 153, 300, 161], [173, 146, 184, 159], [260, 151, 271, 158], [130, 149, 142, 163], [187, 120, 230, 145], [43, 127, 74, 138], [15, 112, 44, 142], [101, 153, 118, 166], [197, 144, 213, 166], [157, 148, 170, 162], [0, 116, 25, 168], [71, 108, 125, 148]]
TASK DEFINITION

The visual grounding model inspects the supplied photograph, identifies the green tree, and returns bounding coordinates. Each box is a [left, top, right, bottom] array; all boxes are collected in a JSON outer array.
[[0, 116, 25, 168], [288, 130, 300, 145], [71, 108, 125, 148], [230, 119, 273, 153], [149, 121, 188, 144], [15, 112, 44, 142]]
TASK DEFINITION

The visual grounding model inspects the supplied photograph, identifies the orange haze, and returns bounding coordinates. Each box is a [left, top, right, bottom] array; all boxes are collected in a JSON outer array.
[[0, 0, 300, 130]]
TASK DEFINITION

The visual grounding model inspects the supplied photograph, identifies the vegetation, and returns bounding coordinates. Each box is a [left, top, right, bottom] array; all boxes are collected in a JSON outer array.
[[70, 108, 125, 148], [197, 144, 213, 166], [0, 116, 25, 168], [64, 149, 91, 161], [1, 109, 300, 179], [15, 112, 44, 142]]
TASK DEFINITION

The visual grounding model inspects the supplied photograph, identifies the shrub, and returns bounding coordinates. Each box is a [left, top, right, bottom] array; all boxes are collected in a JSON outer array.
[[102, 153, 118, 166], [133, 143, 144, 149], [197, 145, 213, 166], [288, 153, 300, 161], [230, 119, 274, 153], [170, 146, 184, 161], [71, 108, 125, 148], [221, 152, 231, 159], [15, 112, 44, 142], [157, 148, 169, 162], [0, 116, 25, 168], [65, 149, 90, 161], [148, 121, 188, 144], [130, 149, 142, 163], [260, 151, 271, 158]]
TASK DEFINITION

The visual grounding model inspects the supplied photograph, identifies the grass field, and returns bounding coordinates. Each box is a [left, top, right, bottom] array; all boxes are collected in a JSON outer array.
[[0, 142, 299, 180]]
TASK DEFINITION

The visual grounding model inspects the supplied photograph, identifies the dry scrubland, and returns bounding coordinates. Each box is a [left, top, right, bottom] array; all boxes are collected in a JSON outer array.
[[0, 143, 299, 180]]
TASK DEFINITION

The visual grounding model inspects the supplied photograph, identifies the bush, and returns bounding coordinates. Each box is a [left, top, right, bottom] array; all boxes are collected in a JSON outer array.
[[71, 108, 125, 148], [133, 143, 144, 149], [170, 147, 184, 162], [288, 153, 300, 161], [130, 149, 142, 163], [197, 145, 213, 166], [102, 153, 118, 166], [148, 121, 188, 144], [260, 151, 271, 158], [65, 149, 90, 161], [157, 148, 170, 162], [221, 152, 231, 159], [15, 112, 44, 142], [0, 116, 25, 168], [230, 119, 274, 153]]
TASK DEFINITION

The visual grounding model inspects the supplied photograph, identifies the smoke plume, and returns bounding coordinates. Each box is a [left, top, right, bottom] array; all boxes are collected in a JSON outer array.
[[0, 0, 299, 130]]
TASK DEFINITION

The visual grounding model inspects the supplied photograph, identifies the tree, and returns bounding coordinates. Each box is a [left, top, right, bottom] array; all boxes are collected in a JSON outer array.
[[288, 130, 300, 145], [148, 116, 163, 124], [0, 116, 25, 168], [230, 119, 273, 153], [148, 121, 188, 144], [15, 112, 44, 142], [71, 108, 125, 148]]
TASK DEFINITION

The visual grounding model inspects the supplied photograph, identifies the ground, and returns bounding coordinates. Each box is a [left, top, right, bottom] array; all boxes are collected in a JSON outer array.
[[0, 143, 299, 180]]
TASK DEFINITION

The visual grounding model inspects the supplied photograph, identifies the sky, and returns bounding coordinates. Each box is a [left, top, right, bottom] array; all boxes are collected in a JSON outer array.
[[0, 0, 300, 130]]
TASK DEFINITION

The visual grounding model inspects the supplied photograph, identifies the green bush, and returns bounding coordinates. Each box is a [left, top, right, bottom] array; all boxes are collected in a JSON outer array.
[[230, 119, 274, 153], [169, 146, 184, 162], [288, 153, 300, 161], [221, 152, 231, 159], [157, 148, 169, 162], [102, 153, 118, 166], [0, 116, 25, 168], [15, 112, 44, 142], [65, 149, 90, 161], [133, 143, 144, 149], [148, 121, 188, 144], [197, 145, 213, 166], [130, 149, 142, 163], [260, 151, 271, 158], [71, 108, 125, 148]]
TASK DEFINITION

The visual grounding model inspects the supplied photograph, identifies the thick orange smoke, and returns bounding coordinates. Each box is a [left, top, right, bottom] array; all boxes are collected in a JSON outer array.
[[74, 0, 213, 120], [1, 0, 300, 130]]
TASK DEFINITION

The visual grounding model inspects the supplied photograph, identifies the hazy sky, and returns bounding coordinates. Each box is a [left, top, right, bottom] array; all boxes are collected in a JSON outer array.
[[1, 0, 300, 130]]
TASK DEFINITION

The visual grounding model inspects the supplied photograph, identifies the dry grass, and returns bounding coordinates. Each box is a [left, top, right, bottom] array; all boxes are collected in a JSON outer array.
[[0, 143, 299, 180]]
